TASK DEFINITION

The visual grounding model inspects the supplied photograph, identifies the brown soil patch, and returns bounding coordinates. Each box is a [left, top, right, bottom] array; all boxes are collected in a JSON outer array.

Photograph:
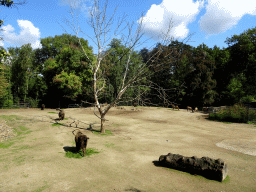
[[0, 106, 256, 192]]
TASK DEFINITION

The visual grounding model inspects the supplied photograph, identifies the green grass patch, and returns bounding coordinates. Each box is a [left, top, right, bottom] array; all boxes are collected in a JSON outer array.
[[52, 122, 66, 126], [92, 129, 113, 136], [64, 148, 101, 159]]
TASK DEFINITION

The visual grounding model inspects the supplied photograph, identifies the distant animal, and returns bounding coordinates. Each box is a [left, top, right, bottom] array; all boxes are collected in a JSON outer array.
[[203, 107, 209, 113], [173, 105, 179, 110], [41, 104, 45, 110], [59, 109, 65, 120], [171, 104, 179, 110], [195, 107, 198, 112], [187, 106, 193, 112], [72, 130, 89, 157]]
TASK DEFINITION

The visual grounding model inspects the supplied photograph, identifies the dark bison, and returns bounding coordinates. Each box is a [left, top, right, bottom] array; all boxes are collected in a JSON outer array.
[[72, 130, 89, 156], [59, 109, 65, 120]]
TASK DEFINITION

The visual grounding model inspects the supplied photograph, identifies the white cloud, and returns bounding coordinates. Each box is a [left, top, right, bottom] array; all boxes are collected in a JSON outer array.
[[138, 0, 256, 41], [199, 0, 256, 36], [0, 40, 4, 47], [138, 0, 205, 41], [59, 0, 85, 9], [1, 20, 42, 50], [58, 0, 99, 18]]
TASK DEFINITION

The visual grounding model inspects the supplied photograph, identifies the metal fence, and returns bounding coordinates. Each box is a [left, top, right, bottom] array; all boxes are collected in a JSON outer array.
[[18, 101, 30, 108], [208, 106, 231, 114], [68, 104, 81, 108]]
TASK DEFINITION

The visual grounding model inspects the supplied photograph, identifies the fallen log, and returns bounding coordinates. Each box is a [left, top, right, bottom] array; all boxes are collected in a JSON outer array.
[[159, 153, 228, 182]]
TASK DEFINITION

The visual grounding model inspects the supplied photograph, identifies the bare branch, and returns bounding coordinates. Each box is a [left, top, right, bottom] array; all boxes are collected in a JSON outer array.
[[58, 0, 196, 133]]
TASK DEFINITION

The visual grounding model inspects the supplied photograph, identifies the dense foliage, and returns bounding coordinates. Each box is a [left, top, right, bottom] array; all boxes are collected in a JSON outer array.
[[0, 25, 256, 109]]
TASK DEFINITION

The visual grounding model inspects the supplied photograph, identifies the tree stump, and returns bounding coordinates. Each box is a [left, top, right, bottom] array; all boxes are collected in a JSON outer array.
[[159, 153, 228, 182]]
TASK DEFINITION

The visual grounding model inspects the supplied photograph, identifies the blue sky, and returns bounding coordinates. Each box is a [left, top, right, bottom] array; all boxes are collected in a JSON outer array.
[[1, 0, 256, 58]]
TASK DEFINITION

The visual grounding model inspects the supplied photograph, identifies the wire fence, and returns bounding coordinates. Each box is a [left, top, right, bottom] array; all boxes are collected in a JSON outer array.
[[68, 104, 81, 108]]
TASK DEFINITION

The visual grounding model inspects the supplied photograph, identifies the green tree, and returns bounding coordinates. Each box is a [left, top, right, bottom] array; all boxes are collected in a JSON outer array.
[[0, 47, 12, 107], [8, 44, 34, 103], [0, 77, 13, 107], [0, 47, 10, 99], [3, 47, 51, 107], [223, 73, 246, 104], [224, 27, 256, 97], [0, 0, 28, 105], [35, 34, 95, 107], [25, 74, 47, 107], [239, 95, 256, 103], [142, 40, 204, 107], [210, 45, 231, 105], [187, 43, 217, 106]]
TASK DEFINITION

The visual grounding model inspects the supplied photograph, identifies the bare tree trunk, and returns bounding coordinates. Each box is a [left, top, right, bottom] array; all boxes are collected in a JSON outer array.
[[61, 0, 195, 134], [100, 113, 106, 133]]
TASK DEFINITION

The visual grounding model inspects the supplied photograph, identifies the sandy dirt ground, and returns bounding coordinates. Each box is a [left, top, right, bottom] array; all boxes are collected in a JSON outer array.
[[0, 106, 256, 192]]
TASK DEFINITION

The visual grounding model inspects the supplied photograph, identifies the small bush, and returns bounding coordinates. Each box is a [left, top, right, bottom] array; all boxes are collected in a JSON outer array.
[[239, 95, 256, 103], [209, 103, 253, 123], [26, 97, 40, 108], [2, 99, 13, 108]]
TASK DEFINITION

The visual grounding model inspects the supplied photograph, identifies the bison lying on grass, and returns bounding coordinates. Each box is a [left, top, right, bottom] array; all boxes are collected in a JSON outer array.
[[72, 130, 89, 156], [59, 109, 65, 120]]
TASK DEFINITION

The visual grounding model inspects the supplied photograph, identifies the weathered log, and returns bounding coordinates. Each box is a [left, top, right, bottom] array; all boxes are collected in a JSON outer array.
[[159, 153, 228, 182]]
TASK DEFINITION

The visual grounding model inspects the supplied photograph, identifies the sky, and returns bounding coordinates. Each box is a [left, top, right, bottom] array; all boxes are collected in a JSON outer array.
[[1, 0, 256, 59]]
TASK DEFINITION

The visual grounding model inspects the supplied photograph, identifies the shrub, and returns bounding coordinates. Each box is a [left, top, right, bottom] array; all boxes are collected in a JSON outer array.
[[239, 95, 256, 103], [0, 94, 13, 108], [26, 97, 39, 108], [209, 103, 250, 123]]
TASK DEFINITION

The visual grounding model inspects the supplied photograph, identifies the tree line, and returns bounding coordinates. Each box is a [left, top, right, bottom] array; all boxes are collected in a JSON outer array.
[[0, 0, 255, 111], [0, 29, 255, 108]]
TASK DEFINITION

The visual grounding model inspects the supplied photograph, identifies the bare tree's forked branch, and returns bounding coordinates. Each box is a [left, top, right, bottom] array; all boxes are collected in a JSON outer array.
[[58, 0, 196, 133]]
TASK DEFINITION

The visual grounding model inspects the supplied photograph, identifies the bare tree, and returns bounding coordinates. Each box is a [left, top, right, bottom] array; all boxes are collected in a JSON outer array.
[[58, 0, 195, 133]]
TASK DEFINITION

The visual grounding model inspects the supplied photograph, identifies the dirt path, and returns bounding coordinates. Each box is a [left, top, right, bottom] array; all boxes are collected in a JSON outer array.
[[0, 106, 256, 192]]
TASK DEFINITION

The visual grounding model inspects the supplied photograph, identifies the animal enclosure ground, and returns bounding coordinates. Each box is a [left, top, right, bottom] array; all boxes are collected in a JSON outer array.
[[0, 106, 256, 192]]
